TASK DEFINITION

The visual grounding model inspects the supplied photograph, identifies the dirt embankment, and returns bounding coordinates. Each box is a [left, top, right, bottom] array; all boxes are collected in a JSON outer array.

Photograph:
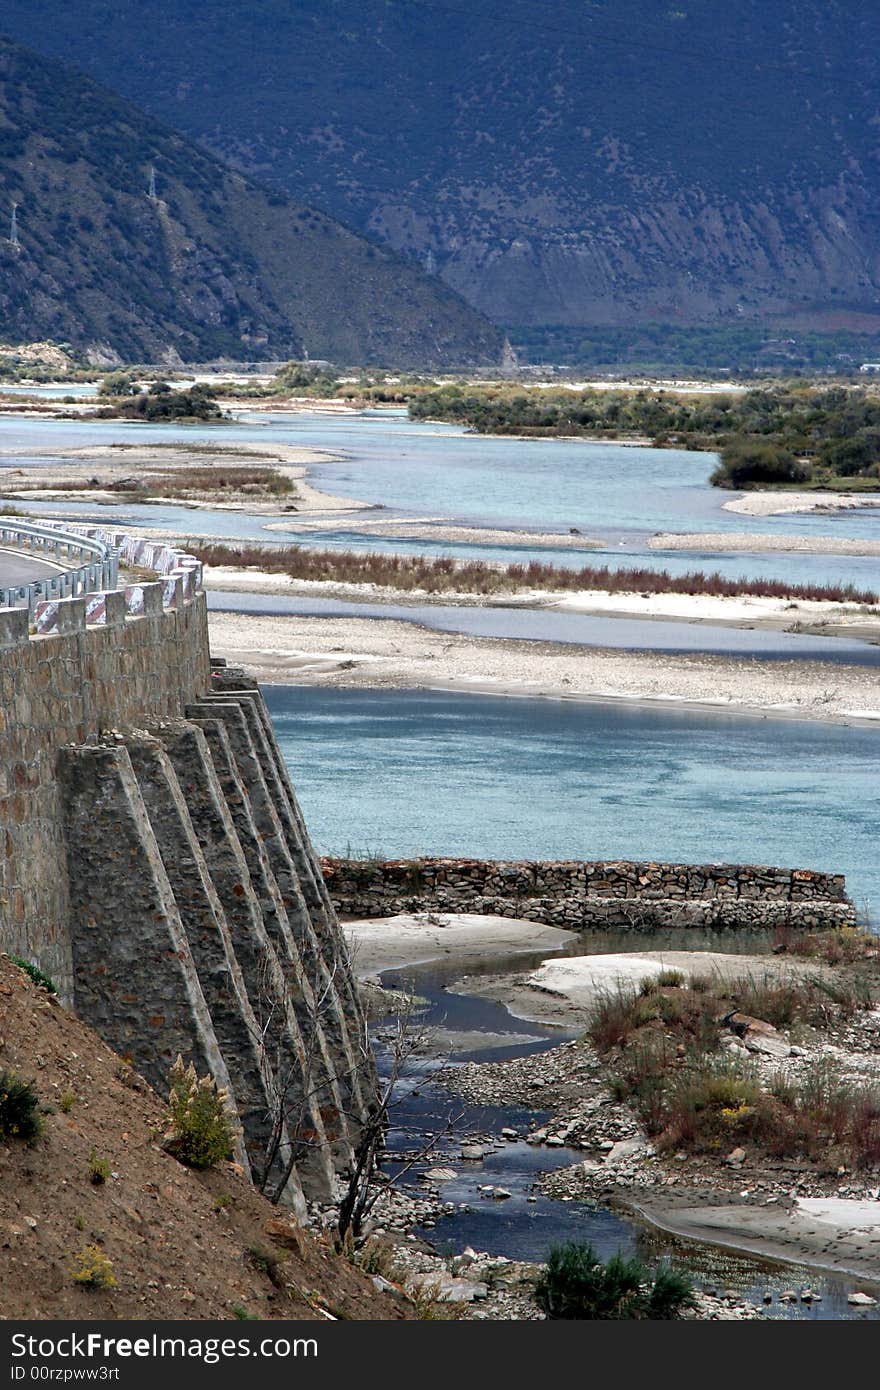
[[0, 955, 408, 1321]]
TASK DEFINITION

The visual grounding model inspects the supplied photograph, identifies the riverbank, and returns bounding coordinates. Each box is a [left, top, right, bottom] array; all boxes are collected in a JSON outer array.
[[344, 914, 880, 1302], [206, 608, 880, 725], [437, 958, 880, 1283], [0, 441, 373, 515]]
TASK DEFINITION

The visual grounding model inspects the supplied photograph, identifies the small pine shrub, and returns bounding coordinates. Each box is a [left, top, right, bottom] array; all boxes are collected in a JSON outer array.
[[10, 956, 57, 994], [648, 1265, 697, 1319], [536, 1241, 693, 1320], [164, 1056, 236, 1169], [0, 1070, 43, 1144], [71, 1245, 117, 1290]]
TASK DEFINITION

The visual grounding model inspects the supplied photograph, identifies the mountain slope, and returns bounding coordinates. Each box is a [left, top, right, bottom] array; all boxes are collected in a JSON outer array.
[[6, 1, 878, 337], [0, 955, 409, 1320], [0, 35, 503, 367]]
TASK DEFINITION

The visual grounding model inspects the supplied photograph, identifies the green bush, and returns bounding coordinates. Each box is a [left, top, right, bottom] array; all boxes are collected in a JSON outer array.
[[536, 1241, 694, 1320], [88, 1150, 111, 1185], [0, 1070, 44, 1144], [164, 1055, 237, 1169], [10, 956, 57, 994], [710, 441, 808, 489]]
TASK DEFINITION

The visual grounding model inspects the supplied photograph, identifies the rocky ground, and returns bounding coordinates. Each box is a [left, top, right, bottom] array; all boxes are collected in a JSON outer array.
[[435, 1011, 880, 1291], [307, 1156, 760, 1320]]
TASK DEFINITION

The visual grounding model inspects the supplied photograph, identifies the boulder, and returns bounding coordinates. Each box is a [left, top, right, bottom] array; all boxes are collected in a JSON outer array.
[[460, 1145, 487, 1161], [743, 1032, 792, 1060]]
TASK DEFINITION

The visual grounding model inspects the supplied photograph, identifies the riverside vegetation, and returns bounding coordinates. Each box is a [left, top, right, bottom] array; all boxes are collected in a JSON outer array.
[[407, 382, 880, 492], [585, 963, 880, 1170], [191, 540, 879, 606]]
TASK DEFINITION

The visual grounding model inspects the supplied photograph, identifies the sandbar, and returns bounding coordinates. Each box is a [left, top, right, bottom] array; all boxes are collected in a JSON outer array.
[[206, 608, 880, 726]]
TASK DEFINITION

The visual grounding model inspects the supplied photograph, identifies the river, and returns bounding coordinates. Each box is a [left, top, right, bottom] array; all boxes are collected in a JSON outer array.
[[2, 408, 879, 589], [265, 685, 880, 926]]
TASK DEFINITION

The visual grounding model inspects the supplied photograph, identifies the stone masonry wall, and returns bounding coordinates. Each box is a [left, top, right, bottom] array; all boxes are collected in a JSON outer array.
[[0, 587, 211, 994], [0, 534, 376, 1213], [322, 857, 855, 932]]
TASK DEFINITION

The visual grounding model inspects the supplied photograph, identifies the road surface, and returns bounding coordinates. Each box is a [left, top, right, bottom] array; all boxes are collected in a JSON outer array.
[[0, 546, 65, 587]]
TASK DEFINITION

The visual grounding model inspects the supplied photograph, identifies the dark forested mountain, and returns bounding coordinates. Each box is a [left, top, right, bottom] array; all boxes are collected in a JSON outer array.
[[0, 35, 503, 366], [3, 1, 879, 345]]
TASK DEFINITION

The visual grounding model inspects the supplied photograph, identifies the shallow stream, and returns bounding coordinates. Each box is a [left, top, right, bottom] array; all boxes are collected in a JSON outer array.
[[374, 942, 880, 1320]]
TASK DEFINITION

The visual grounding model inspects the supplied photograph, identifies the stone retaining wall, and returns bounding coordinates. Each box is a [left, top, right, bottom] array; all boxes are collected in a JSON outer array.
[[322, 856, 854, 932], [0, 536, 376, 1213]]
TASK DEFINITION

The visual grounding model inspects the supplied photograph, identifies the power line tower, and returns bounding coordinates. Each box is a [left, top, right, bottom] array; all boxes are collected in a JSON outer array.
[[147, 166, 157, 200], [9, 202, 19, 248], [424, 248, 437, 275]]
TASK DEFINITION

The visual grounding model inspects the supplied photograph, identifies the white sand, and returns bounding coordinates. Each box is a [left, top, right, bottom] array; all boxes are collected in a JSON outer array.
[[630, 1197, 880, 1282], [652, 530, 880, 556], [548, 589, 875, 626], [455, 951, 833, 1028], [343, 914, 575, 978], [526, 951, 829, 1009], [265, 517, 604, 548], [723, 490, 880, 518], [206, 608, 880, 725]]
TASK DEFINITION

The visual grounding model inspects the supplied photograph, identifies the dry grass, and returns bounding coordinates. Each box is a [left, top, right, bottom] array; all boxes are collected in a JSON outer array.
[[10, 467, 294, 500], [588, 971, 880, 1166], [771, 925, 879, 965], [588, 970, 870, 1057], [190, 541, 878, 604]]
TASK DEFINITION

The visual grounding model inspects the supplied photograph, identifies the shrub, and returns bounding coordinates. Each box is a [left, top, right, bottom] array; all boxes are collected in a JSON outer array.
[[71, 1245, 117, 1290], [536, 1241, 694, 1320], [648, 1265, 697, 1319], [88, 1150, 111, 1185], [655, 968, 686, 989], [588, 980, 719, 1055], [659, 1058, 761, 1150], [10, 956, 57, 994], [586, 983, 646, 1051], [850, 1095, 880, 1169], [729, 970, 871, 1028], [763, 1059, 880, 1164], [164, 1055, 237, 1169], [711, 441, 808, 489], [0, 1071, 43, 1144]]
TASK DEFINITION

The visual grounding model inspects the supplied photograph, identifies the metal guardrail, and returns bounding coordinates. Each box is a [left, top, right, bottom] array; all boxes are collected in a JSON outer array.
[[0, 519, 118, 615]]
